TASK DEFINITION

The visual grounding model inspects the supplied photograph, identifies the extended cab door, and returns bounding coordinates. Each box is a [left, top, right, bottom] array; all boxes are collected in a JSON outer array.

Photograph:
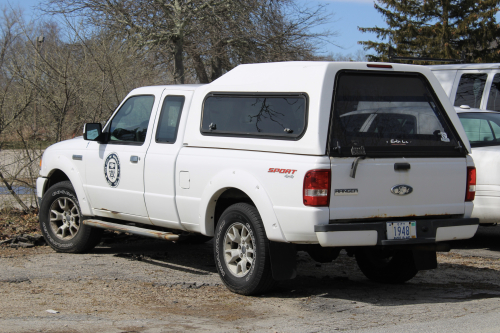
[[143, 90, 193, 230], [84, 91, 161, 222]]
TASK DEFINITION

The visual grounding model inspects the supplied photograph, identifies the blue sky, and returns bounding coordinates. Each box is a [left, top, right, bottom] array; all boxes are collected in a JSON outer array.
[[2, 0, 385, 56], [298, 0, 386, 56]]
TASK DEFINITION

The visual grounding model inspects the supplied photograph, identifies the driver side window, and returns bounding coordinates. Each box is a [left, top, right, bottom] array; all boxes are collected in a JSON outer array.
[[109, 95, 155, 144]]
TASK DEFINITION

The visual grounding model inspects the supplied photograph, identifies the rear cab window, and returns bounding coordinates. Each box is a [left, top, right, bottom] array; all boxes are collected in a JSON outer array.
[[156, 96, 185, 143], [330, 71, 464, 157], [201, 94, 307, 139]]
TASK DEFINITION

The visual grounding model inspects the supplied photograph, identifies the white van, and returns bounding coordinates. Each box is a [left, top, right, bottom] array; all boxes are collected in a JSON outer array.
[[429, 64, 500, 110]]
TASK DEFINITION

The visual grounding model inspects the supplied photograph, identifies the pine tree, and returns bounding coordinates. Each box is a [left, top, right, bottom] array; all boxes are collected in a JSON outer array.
[[359, 0, 500, 63]]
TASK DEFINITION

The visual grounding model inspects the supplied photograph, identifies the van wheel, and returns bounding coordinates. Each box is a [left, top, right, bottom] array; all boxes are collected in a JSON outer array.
[[355, 247, 418, 284], [39, 181, 103, 253], [214, 203, 275, 295]]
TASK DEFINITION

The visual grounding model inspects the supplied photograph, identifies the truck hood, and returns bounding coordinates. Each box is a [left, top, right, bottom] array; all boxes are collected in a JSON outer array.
[[44, 136, 85, 152]]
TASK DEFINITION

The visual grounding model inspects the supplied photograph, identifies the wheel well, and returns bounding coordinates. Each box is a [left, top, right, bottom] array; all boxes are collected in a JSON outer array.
[[213, 188, 255, 233], [46, 169, 70, 192]]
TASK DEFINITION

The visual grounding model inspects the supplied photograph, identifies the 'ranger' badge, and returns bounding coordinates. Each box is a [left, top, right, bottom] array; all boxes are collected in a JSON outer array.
[[104, 153, 121, 188], [391, 184, 413, 196]]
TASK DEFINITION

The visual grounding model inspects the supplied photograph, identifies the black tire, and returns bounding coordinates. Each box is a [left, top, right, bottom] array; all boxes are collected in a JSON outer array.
[[214, 203, 275, 295], [355, 247, 418, 284], [39, 181, 103, 253]]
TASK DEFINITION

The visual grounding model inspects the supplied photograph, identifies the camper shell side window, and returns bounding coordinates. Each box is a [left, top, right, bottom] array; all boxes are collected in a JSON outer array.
[[200, 93, 308, 140]]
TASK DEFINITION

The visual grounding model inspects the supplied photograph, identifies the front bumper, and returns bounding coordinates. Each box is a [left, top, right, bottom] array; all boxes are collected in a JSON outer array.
[[314, 218, 479, 247]]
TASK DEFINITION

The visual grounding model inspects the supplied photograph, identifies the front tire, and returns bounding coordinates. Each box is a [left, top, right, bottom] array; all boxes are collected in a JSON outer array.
[[39, 181, 103, 253], [355, 247, 418, 284], [214, 203, 275, 295]]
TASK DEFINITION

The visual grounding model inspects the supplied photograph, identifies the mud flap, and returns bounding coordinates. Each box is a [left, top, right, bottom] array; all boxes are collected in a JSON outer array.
[[269, 241, 297, 281], [412, 250, 437, 270]]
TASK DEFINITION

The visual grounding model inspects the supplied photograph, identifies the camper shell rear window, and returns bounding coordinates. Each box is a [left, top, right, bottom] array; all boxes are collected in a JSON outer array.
[[201, 93, 308, 140], [330, 71, 464, 157]]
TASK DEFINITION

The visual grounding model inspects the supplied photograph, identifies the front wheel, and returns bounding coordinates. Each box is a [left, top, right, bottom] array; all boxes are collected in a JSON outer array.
[[355, 247, 418, 284], [39, 181, 103, 253], [214, 203, 275, 295]]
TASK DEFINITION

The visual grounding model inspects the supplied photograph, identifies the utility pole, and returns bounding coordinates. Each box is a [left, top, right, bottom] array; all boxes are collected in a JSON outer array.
[[34, 34, 44, 135]]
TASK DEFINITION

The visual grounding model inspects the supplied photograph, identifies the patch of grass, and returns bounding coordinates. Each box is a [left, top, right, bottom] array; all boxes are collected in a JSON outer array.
[[0, 208, 39, 240]]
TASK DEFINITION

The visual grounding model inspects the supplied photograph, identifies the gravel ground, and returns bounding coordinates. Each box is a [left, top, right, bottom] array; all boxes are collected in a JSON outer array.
[[1, 227, 500, 333]]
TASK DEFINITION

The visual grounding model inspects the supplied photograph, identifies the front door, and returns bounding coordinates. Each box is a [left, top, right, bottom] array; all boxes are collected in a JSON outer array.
[[84, 93, 161, 222]]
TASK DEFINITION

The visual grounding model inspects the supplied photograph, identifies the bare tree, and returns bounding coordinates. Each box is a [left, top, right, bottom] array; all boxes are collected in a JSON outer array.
[[0, 1, 338, 211], [0, 8, 169, 211], [0, 7, 36, 212], [42, 0, 337, 84]]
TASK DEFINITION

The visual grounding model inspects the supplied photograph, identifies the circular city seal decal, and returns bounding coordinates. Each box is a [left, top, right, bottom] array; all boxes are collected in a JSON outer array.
[[104, 153, 120, 188]]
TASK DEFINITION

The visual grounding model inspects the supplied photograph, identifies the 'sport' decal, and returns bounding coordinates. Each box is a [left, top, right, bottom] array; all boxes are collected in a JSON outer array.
[[268, 168, 297, 179], [268, 168, 297, 174]]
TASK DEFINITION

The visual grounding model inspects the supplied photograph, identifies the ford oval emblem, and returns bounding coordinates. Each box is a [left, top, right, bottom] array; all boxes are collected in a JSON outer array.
[[391, 184, 413, 196]]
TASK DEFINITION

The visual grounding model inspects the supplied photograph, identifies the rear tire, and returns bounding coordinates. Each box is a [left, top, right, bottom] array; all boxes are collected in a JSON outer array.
[[214, 203, 275, 295], [355, 247, 418, 284], [39, 181, 103, 253]]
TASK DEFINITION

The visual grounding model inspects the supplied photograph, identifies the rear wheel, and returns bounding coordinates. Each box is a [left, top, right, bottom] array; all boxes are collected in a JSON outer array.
[[39, 181, 103, 253], [214, 203, 275, 295], [355, 247, 418, 284]]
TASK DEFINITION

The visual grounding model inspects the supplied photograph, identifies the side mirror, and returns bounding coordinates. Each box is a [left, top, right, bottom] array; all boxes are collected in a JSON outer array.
[[83, 123, 103, 141]]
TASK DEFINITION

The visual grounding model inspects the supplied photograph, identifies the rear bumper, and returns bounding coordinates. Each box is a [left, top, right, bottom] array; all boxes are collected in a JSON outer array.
[[314, 218, 479, 247]]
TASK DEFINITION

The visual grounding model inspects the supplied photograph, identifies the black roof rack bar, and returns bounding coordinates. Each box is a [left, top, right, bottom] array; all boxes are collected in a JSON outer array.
[[390, 56, 464, 63], [388, 46, 467, 64]]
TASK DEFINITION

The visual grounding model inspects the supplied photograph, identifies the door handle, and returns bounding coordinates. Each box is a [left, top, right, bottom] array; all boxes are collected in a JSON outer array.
[[130, 156, 139, 163]]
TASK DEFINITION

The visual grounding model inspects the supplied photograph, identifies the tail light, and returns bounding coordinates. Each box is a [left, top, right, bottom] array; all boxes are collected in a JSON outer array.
[[303, 169, 331, 207], [465, 167, 476, 202]]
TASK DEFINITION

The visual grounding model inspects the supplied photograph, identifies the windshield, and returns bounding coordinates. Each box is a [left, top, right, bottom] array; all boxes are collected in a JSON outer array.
[[458, 112, 500, 148], [330, 71, 463, 157]]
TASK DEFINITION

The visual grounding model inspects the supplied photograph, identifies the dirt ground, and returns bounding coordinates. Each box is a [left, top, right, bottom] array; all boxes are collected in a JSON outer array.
[[1, 227, 500, 333]]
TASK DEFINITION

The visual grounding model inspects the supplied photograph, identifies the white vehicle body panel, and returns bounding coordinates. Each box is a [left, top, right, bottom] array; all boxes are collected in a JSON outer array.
[[329, 157, 467, 220], [176, 147, 330, 242], [38, 137, 93, 216]]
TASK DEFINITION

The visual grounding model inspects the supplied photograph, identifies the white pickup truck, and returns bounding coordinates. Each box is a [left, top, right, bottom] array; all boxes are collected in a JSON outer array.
[[37, 62, 479, 295]]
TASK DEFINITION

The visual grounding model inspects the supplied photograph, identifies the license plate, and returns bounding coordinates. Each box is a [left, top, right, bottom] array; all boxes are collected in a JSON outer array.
[[386, 221, 417, 240]]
